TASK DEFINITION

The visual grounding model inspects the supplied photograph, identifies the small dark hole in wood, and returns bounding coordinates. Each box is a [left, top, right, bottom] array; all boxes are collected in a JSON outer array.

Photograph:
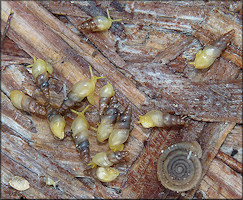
[[231, 149, 238, 156]]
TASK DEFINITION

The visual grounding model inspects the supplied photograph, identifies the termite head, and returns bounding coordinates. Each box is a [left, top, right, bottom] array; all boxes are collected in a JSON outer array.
[[27, 56, 53, 79]]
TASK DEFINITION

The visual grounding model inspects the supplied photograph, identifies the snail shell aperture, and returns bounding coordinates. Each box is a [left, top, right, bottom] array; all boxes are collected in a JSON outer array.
[[157, 141, 202, 192]]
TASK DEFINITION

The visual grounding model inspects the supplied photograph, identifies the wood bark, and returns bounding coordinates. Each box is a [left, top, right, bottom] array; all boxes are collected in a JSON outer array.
[[1, 1, 242, 199]]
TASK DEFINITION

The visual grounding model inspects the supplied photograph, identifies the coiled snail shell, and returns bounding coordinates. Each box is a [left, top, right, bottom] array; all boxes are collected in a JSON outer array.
[[10, 90, 46, 116], [137, 110, 185, 128], [108, 105, 132, 152], [59, 66, 104, 114], [99, 81, 115, 116], [189, 30, 235, 69], [88, 150, 128, 168], [78, 9, 121, 32], [71, 105, 90, 163], [97, 97, 118, 143], [27, 56, 53, 99], [157, 141, 202, 192]]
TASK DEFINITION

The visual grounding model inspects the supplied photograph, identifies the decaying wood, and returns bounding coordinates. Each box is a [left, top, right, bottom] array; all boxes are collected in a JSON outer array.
[[191, 9, 242, 68], [216, 151, 242, 174], [220, 124, 242, 163], [1, 11, 14, 46], [124, 63, 242, 123], [199, 158, 242, 199], [153, 36, 195, 64], [1, 1, 242, 199]]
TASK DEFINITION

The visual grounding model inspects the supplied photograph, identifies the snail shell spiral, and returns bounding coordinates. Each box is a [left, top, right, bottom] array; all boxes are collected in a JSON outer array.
[[157, 141, 202, 192]]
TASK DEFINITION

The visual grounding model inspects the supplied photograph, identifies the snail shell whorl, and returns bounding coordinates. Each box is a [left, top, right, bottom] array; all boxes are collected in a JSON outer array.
[[29, 58, 53, 100], [107, 150, 128, 164], [10, 90, 46, 116], [212, 29, 235, 51], [138, 110, 185, 128], [157, 141, 202, 192], [78, 18, 97, 31], [71, 106, 90, 163], [89, 150, 128, 168], [163, 113, 185, 127], [78, 16, 112, 32], [108, 105, 132, 152], [36, 72, 50, 99], [97, 98, 118, 142], [99, 82, 115, 116], [190, 29, 235, 69]]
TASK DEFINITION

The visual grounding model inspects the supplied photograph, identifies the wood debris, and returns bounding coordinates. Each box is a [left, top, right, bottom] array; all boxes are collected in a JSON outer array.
[[9, 176, 30, 191], [1, 1, 242, 199]]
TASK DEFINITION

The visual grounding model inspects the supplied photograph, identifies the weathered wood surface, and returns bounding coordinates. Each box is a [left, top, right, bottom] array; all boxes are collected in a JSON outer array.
[[1, 1, 242, 199]]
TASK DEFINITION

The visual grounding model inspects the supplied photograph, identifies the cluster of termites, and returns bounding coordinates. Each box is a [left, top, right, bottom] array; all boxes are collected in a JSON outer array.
[[9, 8, 235, 187]]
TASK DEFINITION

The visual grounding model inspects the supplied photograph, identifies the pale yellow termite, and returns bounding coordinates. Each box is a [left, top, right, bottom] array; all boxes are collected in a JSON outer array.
[[78, 9, 121, 32], [88, 150, 128, 168], [10, 90, 46, 116], [137, 110, 185, 128], [59, 66, 104, 114], [108, 105, 132, 152], [189, 30, 235, 69], [71, 105, 90, 163]]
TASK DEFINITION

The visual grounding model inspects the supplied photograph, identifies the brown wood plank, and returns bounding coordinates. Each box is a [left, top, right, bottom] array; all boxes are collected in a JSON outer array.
[[1, 1, 242, 199], [199, 159, 242, 199]]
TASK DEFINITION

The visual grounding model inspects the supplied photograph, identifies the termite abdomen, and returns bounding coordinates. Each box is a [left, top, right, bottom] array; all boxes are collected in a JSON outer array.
[[71, 106, 90, 163], [10, 90, 46, 116], [97, 97, 118, 143], [108, 105, 132, 152], [137, 110, 185, 128]]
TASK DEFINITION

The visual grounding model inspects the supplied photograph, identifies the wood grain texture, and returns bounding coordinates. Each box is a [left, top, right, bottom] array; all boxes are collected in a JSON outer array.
[[1, 1, 242, 199], [199, 158, 242, 199]]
